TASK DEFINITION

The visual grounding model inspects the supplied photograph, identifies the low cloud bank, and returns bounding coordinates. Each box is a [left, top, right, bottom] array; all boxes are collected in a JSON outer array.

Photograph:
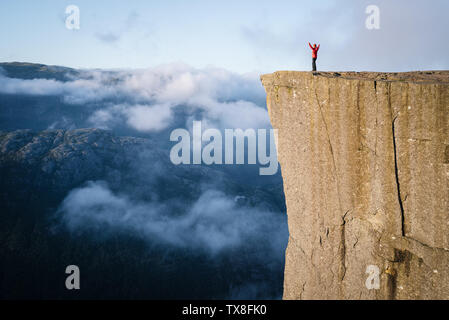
[[0, 64, 269, 132], [59, 181, 286, 256]]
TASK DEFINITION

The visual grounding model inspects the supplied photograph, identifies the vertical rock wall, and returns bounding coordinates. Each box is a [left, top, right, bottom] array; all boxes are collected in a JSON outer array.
[[261, 71, 449, 299]]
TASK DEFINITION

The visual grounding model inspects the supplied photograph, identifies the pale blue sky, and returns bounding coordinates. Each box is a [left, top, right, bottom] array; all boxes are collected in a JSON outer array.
[[1, 0, 448, 72]]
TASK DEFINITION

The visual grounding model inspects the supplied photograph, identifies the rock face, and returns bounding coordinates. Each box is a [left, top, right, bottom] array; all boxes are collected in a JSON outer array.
[[0, 128, 148, 197], [261, 71, 449, 299]]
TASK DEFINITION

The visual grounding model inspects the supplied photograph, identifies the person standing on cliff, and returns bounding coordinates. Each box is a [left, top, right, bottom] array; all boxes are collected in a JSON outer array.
[[308, 42, 320, 71]]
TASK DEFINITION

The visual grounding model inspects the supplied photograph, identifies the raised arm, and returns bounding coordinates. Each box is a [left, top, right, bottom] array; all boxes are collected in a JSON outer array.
[[308, 42, 313, 49], [317, 44, 320, 51]]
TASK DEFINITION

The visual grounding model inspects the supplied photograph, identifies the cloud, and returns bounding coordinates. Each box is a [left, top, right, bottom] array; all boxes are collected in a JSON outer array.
[[94, 11, 142, 44], [96, 32, 121, 43], [242, 0, 449, 72], [124, 104, 173, 132], [0, 71, 117, 102], [0, 64, 269, 132], [58, 181, 286, 255], [0, 75, 66, 95]]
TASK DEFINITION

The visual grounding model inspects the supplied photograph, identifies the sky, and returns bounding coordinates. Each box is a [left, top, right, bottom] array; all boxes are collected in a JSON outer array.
[[0, 0, 448, 73]]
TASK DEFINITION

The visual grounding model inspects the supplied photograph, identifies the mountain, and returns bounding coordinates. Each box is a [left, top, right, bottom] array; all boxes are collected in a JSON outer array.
[[0, 128, 287, 299], [0, 62, 287, 299], [0, 62, 79, 81]]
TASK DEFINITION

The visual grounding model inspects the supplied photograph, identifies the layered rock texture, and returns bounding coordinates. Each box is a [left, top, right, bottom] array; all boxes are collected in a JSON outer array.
[[261, 71, 449, 299]]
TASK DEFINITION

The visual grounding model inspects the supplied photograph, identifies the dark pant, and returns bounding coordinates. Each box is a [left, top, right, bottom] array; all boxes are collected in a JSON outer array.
[[312, 58, 317, 71]]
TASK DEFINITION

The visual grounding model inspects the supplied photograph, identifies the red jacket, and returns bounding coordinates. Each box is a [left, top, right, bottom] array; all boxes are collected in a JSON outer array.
[[309, 43, 320, 58]]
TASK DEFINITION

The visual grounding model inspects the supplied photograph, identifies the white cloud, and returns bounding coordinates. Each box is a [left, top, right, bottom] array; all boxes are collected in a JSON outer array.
[[59, 181, 286, 255], [0, 75, 65, 95], [0, 63, 269, 132], [125, 104, 173, 132]]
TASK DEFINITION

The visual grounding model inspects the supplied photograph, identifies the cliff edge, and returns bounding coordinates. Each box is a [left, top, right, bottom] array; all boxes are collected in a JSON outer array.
[[261, 71, 449, 299]]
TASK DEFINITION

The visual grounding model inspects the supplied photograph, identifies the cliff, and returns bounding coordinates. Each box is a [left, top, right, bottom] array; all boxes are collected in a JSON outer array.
[[261, 71, 449, 299]]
